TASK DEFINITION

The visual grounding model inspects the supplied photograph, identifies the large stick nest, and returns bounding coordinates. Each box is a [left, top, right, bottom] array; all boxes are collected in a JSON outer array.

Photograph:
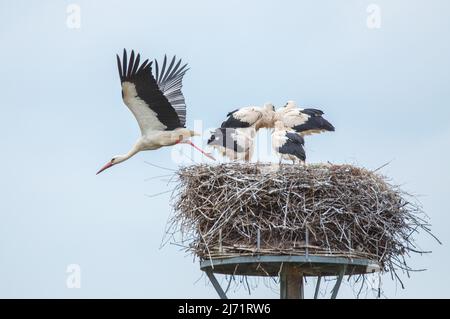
[[169, 163, 437, 279]]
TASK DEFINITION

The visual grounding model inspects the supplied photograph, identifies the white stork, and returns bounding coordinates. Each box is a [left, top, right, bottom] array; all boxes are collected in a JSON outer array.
[[207, 127, 255, 161], [220, 103, 275, 130], [207, 103, 274, 161], [272, 121, 306, 164], [275, 101, 335, 136], [96, 49, 214, 175]]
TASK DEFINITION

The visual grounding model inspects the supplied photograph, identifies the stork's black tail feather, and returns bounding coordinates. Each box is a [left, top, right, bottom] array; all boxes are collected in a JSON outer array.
[[293, 115, 335, 134]]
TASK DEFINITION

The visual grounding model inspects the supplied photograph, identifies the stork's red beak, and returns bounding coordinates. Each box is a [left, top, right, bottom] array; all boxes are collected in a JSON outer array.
[[96, 161, 114, 175]]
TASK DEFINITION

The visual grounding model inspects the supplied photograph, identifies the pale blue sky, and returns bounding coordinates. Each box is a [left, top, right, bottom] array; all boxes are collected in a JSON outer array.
[[0, 0, 449, 298]]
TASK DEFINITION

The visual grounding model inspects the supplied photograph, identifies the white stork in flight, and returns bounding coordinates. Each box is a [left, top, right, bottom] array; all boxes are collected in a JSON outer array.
[[97, 49, 214, 175]]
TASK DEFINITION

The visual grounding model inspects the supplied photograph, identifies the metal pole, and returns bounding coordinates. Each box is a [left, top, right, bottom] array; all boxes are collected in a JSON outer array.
[[331, 265, 347, 299], [305, 228, 309, 259], [256, 229, 261, 251], [280, 264, 304, 299], [205, 269, 228, 299], [314, 276, 322, 299]]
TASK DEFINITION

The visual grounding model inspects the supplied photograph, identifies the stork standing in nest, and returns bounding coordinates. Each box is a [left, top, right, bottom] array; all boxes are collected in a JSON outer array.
[[275, 100, 335, 136], [96, 50, 215, 175], [220, 103, 275, 130], [272, 121, 306, 164], [207, 103, 275, 161], [207, 127, 255, 161]]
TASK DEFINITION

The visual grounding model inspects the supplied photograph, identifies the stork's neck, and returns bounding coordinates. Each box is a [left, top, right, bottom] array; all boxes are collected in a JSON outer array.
[[116, 143, 141, 164]]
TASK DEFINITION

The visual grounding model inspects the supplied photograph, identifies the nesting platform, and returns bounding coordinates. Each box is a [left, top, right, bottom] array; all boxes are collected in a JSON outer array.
[[201, 255, 380, 299], [200, 255, 380, 277], [170, 163, 435, 298]]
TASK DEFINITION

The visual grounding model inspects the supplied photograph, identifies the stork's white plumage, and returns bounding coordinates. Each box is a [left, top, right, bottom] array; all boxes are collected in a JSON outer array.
[[208, 103, 274, 161], [96, 49, 214, 175], [220, 103, 275, 130], [275, 101, 335, 136], [207, 127, 256, 161], [272, 121, 306, 164]]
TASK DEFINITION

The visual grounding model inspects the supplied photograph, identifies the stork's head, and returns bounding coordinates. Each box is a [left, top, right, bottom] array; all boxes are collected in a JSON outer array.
[[263, 102, 276, 113], [96, 155, 127, 175], [207, 131, 218, 145], [284, 100, 297, 109], [207, 128, 225, 146], [261, 102, 276, 123]]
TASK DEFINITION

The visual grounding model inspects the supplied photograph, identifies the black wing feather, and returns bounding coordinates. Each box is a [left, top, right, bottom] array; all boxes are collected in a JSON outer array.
[[220, 115, 251, 129], [301, 108, 324, 116], [117, 49, 182, 130], [161, 56, 176, 83], [154, 59, 160, 84], [279, 132, 306, 161], [166, 59, 182, 82], [293, 116, 335, 133], [286, 132, 305, 145], [154, 55, 189, 127], [226, 109, 239, 117], [159, 55, 167, 83], [122, 49, 128, 79], [116, 54, 123, 80], [127, 50, 135, 78], [131, 53, 140, 75], [137, 59, 149, 73]]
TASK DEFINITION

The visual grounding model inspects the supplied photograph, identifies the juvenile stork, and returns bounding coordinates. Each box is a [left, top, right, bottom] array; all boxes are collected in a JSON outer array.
[[272, 121, 306, 164], [207, 127, 255, 161], [208, 103, 274, 161], [220, 103, 275, 130], [96, 49, 214, 175], [275, 101, 335, 136]]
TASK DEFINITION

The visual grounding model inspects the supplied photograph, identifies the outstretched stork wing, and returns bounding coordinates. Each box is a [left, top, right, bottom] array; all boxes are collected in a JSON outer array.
[[117, 49, 183, 133], [278, 107, 334, 136], [221, 107, 262, 128], [154, 55, 189, 127], [293, 109, 335, 135]]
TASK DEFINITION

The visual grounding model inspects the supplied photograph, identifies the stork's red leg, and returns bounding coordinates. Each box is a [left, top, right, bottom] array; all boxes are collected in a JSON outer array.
[[185, 141, 216, 161]]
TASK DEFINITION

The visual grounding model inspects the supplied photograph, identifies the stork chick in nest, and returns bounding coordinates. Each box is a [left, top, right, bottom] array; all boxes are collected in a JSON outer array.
[[275, 100, 335, 136], [208, 102, 274, 161], [220, 103, 276, 130], [207, 127, 255, 161], [272, 121, 306, 164]]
